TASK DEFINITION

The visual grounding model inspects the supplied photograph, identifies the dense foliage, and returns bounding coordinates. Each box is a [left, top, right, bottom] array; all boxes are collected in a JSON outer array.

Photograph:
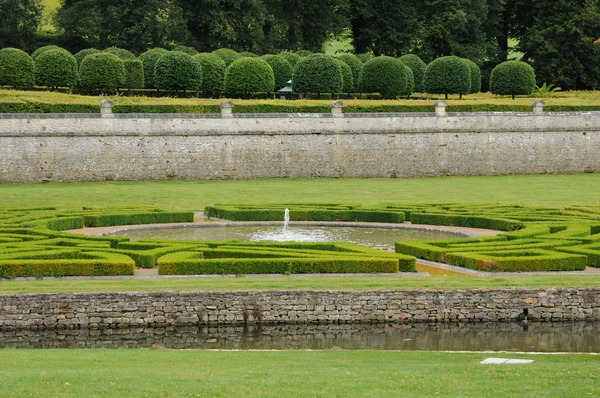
[[0, 47, 35, 87], [489, 61, 536, 99], [103, 47, 136, 60], [224, 57, 275, 95], [212, 48, 242, 66], [260, 54, 293, 90], [172, 45, 198, 56], [32, 45, 65, 60], [463, 58, 482, 94], [193, 53, 226, 93], [138, 48, 169, 89], [337, 60, 353, 93], [154, 51, 202, 91], [78, 52, 125, 92], [123, 59, 145, 90], [279, 51, 301, 67], [399, 54, 426, 93], [293, 54, 343, 94], [34, 49, 78, 88], [337, 54, 362, 92], [358, 56, 411, 99], [0, 0, 41, 50], [424, 56, 471, 98], [73, 48, 100, 66]]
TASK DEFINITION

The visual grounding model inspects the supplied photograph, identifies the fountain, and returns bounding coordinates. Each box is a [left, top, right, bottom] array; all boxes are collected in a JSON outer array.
[[283, 208, 290, 231]]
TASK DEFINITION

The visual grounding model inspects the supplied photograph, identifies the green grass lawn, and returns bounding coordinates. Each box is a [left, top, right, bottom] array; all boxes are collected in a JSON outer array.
[[1, 350, 597, 397]]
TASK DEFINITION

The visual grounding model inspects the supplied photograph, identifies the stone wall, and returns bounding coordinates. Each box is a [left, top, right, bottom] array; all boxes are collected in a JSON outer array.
[[0, 110, 599, 182], [1, 288, 599, 331]]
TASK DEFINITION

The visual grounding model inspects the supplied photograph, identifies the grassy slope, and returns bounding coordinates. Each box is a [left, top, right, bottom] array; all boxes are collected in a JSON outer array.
[[2, 350, 598, 397]]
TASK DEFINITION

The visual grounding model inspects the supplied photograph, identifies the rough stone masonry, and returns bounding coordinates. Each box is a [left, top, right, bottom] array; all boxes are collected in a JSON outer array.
[[1, 288, 599, 330]]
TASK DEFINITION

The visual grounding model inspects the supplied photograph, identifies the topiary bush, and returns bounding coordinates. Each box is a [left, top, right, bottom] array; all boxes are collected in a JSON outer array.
[[31, 45, 65, 60], [279, 51, 301, 67], [0, 48, 35, 88], [224, 57, 275, 95], [357, 52, 374, 63], [337, 59, 354, 93], [172, 45, 198, 56], [73, 48, 100, 66], [123, 59, 144, 90], [78, 52, 125, 92], [337, 54, 362, 92], [296, 50, 313, 57], [399, 54, 426, 93], [212, 48, 242, 66], [239, 51, 258, 58], [424, 56, 471, 99], [463, 58, 482, 94], [260, 54, 293, 90], [103, 47, 136, 60], [34, 49, 78, 89], [138, 48, 169, 89], [293, 54, 343, 95], [490, 60, 536, 99], [358, 56, 412, 99], [402, 66, 414, 98], [193, 53, 226, 94], [155, 51, 202, 91]]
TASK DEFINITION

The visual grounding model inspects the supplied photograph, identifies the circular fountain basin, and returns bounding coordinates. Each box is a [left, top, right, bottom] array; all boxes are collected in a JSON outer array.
[[114, 224, 464, 250]]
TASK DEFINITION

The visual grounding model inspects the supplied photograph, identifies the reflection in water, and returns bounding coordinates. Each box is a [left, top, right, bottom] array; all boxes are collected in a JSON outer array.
[[116, 226, 461, 251], [2, 322, 599, 352]]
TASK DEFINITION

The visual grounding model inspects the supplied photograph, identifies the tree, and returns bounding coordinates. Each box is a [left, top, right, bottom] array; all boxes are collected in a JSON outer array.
[[0, 0, 42, 51], [55, 0, 190, 53]]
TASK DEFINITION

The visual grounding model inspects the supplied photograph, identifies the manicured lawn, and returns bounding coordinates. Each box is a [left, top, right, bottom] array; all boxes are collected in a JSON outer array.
[[2, 174, 600, 210], [1, 350, 597, 397]]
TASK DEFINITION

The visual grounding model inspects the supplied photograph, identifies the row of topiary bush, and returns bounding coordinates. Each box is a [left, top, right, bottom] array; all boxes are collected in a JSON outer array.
[[0, 45, 537, 99]]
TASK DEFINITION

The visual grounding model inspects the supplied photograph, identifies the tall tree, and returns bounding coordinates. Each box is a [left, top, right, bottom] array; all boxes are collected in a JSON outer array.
[[0, 0, 42, 50], [517, 0, 600, 89], [55, 0, 190, 53]]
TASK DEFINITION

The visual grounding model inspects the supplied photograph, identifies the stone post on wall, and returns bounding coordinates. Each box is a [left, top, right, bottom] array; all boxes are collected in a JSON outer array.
[[532, 100, 545, 115], [434, 100, 448, 117], [331, 101, 344, 118], [220, 101, 234, 118], [99, 100, 114, 118]]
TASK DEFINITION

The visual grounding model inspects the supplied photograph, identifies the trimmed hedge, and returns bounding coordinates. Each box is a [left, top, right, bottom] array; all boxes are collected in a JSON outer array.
[[279, 51, 301, 67], [139, 48, 169, 89], [0, 48, 35, 88], [155, 51, 202, 91], [193, 53, 226, 93], [123, 59, 145, 90], [103, 47, 136, 60], [212, 48, 242, 66], [337, 54, 362, 92], [463, 59, 482, 94], [409, 213, 523, 231], [224, 57, 275, 95], [79, 52, 125, 92], [424, 56, 471, 98], [293, 54, 343, 94], [399, 54, 426, 93], [490, 60, 536, 99], [260, 54, 293, 90], [358, 56, 411, 99], [83, 211, 194, 227], [444, 249, 586, 272], [337, 60, 354, 93], [34, 49, 78, 89], [73, 48, 100, 66], [172, 45, 198, 56], [32, 46, 65, 60]]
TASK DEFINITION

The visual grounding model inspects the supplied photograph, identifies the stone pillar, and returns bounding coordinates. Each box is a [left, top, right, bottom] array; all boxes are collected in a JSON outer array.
[[532, 100, 545, 114], [99, 100, 114, 118], [330, 100, 344, 118], [220, 101, 234, 118], [434, 100, 448, 117]]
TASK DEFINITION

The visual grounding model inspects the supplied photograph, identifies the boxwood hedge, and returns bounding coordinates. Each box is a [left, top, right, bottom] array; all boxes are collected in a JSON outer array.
[[293, 54, 343, 95], [0, 48, 35, 88], [34, 49, 78, 89], [225, 57, 275, 95], [79, 52, 125, 92]]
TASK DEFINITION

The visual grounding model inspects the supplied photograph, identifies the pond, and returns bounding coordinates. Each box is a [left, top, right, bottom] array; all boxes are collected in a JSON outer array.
[[3, 322, 599, 352]]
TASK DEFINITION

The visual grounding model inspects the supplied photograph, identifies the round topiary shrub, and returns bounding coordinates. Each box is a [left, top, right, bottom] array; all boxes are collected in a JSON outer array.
[[337, 54, 362, 92], [0, 48, 35, 88], [31, 45, 65, 60], [212, 48, 242, 66], [74, 48, 100, 66], [402, 66, 415, 98], [490, 60, 536, 99], [337, 59, 353, 93], [138, 48, 169, 89], [224, 57, 274, 95], [193, 53, 226, 94], [79, 52, 125, 92], [296, 50, 313, 57], [260, 54, 293, 90], [172, 45, 198, 56], [279, 51, 301, 67], [424, 56, 471, 99], [357, 53, 374, 63], [239, 51, 258, 58], [462, 59, 482, 94], [103, 47, 136, 60], [155, 51, 202, 91], [358, 56, 411, 99], [399, 54, 426, 93], [34, 49, 78, 89], [123, 59, 144, 90], [293, 54, 343, 95]]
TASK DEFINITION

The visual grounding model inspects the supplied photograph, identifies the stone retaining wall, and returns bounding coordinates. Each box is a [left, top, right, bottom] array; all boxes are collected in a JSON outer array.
[[1, 111, 600, 182], [1, 288, 599, 330]]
